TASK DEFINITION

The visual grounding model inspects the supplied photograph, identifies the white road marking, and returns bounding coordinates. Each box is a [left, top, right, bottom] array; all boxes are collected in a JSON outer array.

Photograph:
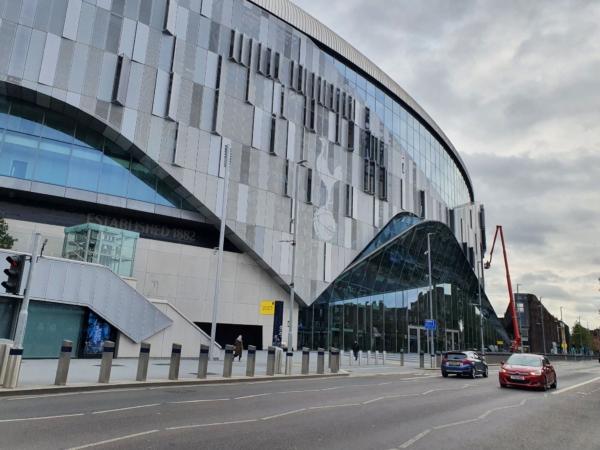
[[169, 398, 230, 404], [261, 408, 306, 420], [67, 430, 159, 449], [434, 418, 479, 430], [234, 393, 272, 399], [91, 403, 160, 414], [552, 376, 600, 395], [165, 419, 257, 430], [0, 413, 85, 423], [308, 403, 361, 410], [362, 397, 385, 405], [398, 429, 431, 448], [4, 388, 144, 401]]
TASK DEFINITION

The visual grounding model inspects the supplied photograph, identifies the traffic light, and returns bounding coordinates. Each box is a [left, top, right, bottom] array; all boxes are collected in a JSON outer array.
[[2, 255, 26, 295]]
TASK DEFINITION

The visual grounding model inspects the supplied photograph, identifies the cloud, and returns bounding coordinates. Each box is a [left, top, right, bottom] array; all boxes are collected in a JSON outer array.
[[292, 0, 600, 328]]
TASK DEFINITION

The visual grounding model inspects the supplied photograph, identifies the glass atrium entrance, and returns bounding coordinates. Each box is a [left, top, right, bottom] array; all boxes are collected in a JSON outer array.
[[298, 214, 510, 353]]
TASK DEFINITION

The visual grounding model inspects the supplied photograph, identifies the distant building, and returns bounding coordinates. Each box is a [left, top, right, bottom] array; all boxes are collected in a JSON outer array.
[[503, 293, 569, 354]]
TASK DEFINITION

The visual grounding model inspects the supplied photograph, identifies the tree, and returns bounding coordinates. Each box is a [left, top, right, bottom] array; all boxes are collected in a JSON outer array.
[[0, 217, 16, 249]]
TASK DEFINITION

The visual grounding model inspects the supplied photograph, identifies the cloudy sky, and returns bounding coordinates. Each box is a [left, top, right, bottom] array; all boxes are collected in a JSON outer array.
[[292, 0, 600, 329]]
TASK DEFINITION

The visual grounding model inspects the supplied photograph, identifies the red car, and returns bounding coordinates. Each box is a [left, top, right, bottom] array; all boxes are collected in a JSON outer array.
[[499, 353, 557, 391]]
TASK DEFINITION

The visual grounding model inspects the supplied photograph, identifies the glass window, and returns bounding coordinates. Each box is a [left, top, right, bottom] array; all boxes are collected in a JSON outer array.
[[74, 124, 104, 149], [42, 109, 76, 143], [156, 178, 180, 208], [0, 97, 9, 130], [34, 139, 70, 185], [98, 146, 130, 197], [7, 101, 43, 136], [0, 131, 38, 179], [128, 160, 158, 203], [68, 145, 102, 191]]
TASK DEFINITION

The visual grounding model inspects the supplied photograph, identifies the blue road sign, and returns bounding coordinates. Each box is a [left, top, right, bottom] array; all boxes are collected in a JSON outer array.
[[424, 319, 437, 331]]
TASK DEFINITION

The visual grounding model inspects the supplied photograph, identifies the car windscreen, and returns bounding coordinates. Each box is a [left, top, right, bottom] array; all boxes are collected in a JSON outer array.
[[506, 355, 542, 367], [446, 353, 467, 360]]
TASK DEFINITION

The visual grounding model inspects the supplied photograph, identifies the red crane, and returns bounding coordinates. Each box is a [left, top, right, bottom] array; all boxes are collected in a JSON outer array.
[[484, 225, 521, 352]]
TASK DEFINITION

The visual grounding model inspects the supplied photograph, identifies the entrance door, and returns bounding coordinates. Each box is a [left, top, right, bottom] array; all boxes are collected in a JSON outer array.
[[408, 326, 427, 354], [445, 329, 460, 351]]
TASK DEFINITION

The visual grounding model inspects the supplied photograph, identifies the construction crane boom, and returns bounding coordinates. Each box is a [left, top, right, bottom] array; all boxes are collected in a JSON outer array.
[[484, 225, 521, 352]]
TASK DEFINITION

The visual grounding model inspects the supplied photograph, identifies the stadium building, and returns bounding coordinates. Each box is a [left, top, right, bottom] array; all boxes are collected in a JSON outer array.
[[0, 0, 508, 358]]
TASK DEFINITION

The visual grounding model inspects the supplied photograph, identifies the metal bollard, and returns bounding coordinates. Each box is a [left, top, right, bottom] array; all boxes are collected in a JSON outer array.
[[136, 342, 151, 382], [246, 345, 256, 377], [358, 350, 362, 366], [98, 340, 115, 384], [301, 347, 310, 374], [400, 349, 404, 366], [3, 347, 23, 388], [266, 346, 276, 376], [367, 350, 371, 365], [331, 348, 340, 373], [275, 347, 283, 374], [383, 351, 386, 365], [223, 344, 234, 378], [375, 350, 380, 364], [317, 348, 325, 374], [285, 351, 293, 375], [419, 351, 425, 369], [197, 344, 209, 379], [0, 339, 14, 387], [168, 343, 182, 380], [54, 340, 73, 386], [430, 354, 435, 369], [348, 350, 353, 366], [436, 352, 442, 369]]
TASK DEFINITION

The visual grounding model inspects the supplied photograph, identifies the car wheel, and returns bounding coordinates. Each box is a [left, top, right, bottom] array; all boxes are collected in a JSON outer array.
[[551, 377, 557, 389], [541, 376, 548, 391], [483, 367, 488, 378], [500, 383, 507, 388], [469, 369, 476, 379], [442, 371, 448, 378]]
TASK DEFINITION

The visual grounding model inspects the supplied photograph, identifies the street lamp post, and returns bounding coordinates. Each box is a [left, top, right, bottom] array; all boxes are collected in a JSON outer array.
[[209, 144, 231, 360], [426, 232, 435, 359], [288, 159, 308, 352], [477, 261, 485, 355]]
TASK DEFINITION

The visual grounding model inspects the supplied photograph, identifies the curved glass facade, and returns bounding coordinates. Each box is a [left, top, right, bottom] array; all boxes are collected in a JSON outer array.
[[298, 221, 510, 352], [0, 96, 193, 211], [329, 60, 471, 207]]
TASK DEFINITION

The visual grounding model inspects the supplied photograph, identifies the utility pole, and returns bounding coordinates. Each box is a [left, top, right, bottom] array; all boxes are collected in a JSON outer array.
[[476, 235, 484, 355], [209, 144, 231, 360], [426, 232, 435, 358], [5, 233, 43, 388], [288, 159, 308, 351]]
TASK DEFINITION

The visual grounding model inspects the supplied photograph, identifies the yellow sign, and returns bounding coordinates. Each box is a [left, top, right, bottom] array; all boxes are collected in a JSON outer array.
[[260, 300, 275, 315], [496, 340, 504, 345]]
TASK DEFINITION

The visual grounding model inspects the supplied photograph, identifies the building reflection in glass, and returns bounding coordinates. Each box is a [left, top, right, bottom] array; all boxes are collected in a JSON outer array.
[[299, 214, 510, 353]]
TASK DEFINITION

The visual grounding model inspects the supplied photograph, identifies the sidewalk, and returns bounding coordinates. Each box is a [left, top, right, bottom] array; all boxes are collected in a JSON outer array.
[[0, 351, 427, 395]]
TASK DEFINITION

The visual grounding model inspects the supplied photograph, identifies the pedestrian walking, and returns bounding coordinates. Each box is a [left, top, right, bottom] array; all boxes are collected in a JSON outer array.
[[233, 335, 243, 361], [352, 340, 359, 361]]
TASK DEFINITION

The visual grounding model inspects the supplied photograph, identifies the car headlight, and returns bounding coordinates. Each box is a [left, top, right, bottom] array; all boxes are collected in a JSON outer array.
[[530, 370, 542, 376], [499, 367, 506, 373]]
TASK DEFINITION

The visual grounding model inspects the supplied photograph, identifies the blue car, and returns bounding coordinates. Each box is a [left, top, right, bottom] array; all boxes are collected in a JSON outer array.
[[441, 351, 488, 378]]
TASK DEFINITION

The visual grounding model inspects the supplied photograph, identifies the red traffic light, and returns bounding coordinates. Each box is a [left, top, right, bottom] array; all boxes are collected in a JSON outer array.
[[2, 255, 26, 295]]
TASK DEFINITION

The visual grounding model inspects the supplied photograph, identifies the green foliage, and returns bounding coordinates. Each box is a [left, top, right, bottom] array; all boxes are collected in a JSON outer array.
[[572, 322, 593, 350], [0, 217, 16, 249]]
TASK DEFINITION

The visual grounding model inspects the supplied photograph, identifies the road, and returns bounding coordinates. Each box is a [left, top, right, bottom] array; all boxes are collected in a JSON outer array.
[[1, 361, 600, 449]]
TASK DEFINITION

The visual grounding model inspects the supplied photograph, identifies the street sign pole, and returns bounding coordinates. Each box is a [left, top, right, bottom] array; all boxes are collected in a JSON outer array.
[[427, 233, 435, 357]]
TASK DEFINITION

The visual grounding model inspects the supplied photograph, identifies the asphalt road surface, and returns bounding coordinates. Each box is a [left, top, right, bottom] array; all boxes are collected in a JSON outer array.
[[1, 361, 600, 449]]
